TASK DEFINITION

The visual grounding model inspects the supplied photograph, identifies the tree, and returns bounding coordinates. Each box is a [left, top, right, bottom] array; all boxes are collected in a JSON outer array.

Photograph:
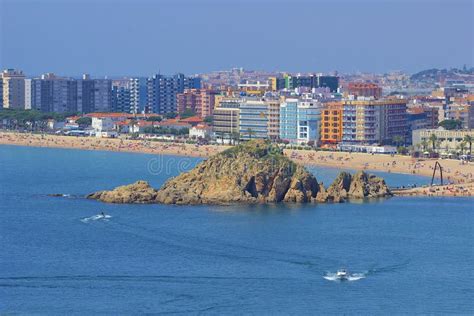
[[392, 135, 405, 147], [459, 141, 467, 155], [75, 117, 92, 126], [204, 116, 213, 124], [421, 139, 429, 152], [165, 112, 178, 119], [247, 128, 254, 140], [180, 109, 196, 119], [439, 119, 463, 130], [464, 135, 472, 155], [429, 134, 437, 152], [146, 116, 162, 122]]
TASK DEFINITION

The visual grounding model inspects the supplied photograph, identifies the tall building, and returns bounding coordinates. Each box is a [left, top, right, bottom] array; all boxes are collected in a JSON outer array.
[[347, 83, 382, 99], [31, 73, 78, 113], [2, 69, 26, 109], [147, 74, 201, 114], [266, 98, 280, 140], [177, 88, 218, 119], [280, 98, 321, 144], [24, 79, 32, 110], [239, 99, 269, 140], [445, 103, 474, 129], [129, 78, 148, 114], [112, 85, 131, 113], [321, 102, 343, 144], [342, 98, 408, 145], [213, 98, 240, 137], [77, 74, 112, 113]]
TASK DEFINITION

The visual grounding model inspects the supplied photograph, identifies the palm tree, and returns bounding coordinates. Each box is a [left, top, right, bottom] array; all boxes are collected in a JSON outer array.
[[464, 135, 472, 155], [459, 141, 467, 155], [421, 139, 429, 152], [392, 135, 404, 147], [247, 128, 254, 140], [429, 134, 437, 152]]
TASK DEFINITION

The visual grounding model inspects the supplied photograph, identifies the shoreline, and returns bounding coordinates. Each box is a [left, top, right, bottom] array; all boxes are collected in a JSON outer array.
[[1, 131, 473, 186]]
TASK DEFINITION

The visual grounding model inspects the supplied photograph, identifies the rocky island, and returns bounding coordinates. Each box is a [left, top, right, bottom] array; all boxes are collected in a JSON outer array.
[[87, 140, 391, 205]]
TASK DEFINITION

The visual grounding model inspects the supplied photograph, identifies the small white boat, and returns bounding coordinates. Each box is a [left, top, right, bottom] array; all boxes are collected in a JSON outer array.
[[336, 269, 349, 280]]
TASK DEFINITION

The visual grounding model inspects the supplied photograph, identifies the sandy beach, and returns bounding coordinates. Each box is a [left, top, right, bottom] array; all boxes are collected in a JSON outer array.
[[1, 131, 474, 194]]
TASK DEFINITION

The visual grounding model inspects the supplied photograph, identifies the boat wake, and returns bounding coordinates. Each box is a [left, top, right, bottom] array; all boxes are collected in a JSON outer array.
[[81, 214, 112, 223], [323, 272, 366, 282]]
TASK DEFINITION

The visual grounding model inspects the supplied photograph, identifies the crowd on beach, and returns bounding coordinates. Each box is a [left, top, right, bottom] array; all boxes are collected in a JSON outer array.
[[1, 132, 474, 196]]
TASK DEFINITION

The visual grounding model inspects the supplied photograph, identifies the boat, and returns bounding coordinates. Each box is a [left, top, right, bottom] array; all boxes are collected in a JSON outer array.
[[336, 269, 349, 280]]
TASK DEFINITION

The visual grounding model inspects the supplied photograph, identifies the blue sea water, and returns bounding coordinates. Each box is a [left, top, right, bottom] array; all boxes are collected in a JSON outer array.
[[0, 145, 473, 314]]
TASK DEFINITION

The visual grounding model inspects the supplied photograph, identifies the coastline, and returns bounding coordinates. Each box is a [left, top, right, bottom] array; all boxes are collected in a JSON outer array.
[[1, 131, 473, 186]]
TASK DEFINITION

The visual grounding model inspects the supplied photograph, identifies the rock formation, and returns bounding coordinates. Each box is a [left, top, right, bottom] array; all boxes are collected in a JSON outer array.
[[87, 140, 391, 205]]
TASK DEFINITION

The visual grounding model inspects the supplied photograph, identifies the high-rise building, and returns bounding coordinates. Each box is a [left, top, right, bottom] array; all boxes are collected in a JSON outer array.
[[321, 102, 343, 144], [239, 99, 269, 140], [213, 98, 240, 138], [31, 73, 78, 113], [129, 78, 148, 114], [342, 98, 408, 145], [266, 98, 280, 140], [279, 98, 321, 144], [177, 88, 218, 118], [24, 79, 32, 110], [147, 74, 201, 114], [2, 69, 26, 109], [77, 74, 112, 113], [112, 85, 131, 113]]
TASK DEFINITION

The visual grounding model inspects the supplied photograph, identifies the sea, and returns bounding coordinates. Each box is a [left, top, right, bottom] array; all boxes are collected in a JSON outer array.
[[1, 145, 473, 314]]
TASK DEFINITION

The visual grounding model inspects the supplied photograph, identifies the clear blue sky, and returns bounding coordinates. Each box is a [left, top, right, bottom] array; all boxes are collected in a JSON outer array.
[[0, 0, 472, 77]]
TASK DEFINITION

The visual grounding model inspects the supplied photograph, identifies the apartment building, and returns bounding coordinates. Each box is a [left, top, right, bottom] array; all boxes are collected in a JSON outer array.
[[239, 99, 269, 140], [279, 98, 321, 144], [342, 98, 408, 145], [2, 69, 26, 109], [177, 88, 218, 118], [321, 102, 343, 144]]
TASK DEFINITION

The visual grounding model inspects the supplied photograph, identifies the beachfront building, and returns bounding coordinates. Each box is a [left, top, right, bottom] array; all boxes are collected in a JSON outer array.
[[112, 85, 131, 113], [189, 123, 212, 139], [266, 98, 280, 140], [31, 73, 78, 113], [213, 98, 240, 141], [321, 102, 343, 145], [239, 98, 268, 140], [412, 128, 474, 155], [177, 88, 218, 119], [129, 77, 148, 114], [2, 69, 26, 109], [407, 106, 439, 132], [146, 74, 201, 114], [279, 98, 321, 144], [342, 97, 408, 145], [77, 74, 112, 113], [91, 116, 118, 138]]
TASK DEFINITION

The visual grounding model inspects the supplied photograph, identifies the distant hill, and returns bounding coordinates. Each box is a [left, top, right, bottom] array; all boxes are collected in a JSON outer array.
[[410, 67, 474, 82]]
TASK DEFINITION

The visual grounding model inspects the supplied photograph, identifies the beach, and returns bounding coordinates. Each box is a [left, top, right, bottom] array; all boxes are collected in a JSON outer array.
[[1, 131, 473, 189]]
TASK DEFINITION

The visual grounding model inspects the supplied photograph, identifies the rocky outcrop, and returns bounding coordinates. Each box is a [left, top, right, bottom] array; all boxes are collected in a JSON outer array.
[[153, 141, 320, 204], [86, 181, 159, 204], [87, 140, 391, 205]]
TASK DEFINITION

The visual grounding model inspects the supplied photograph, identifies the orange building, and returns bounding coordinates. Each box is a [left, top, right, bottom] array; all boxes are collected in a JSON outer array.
[[320, 102, 343, 144], [347, 82, 382, 98]]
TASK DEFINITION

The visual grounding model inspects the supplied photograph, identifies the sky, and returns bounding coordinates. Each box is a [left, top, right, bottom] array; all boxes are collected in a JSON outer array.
[[0, 0, 473, 77]]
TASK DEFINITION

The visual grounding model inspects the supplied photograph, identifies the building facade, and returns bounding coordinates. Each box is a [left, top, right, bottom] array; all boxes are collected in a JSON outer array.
[[146, 74, 201, 114], [31, 73, 78, 113], [2, 69, 26, 109], [412, 129, 474, 154], [239, 99, 268, 140], [342, 98, 408, 145], [347, 83, 382, 98], [213, 98, 240, 137], [321, 102, 343, 144]]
